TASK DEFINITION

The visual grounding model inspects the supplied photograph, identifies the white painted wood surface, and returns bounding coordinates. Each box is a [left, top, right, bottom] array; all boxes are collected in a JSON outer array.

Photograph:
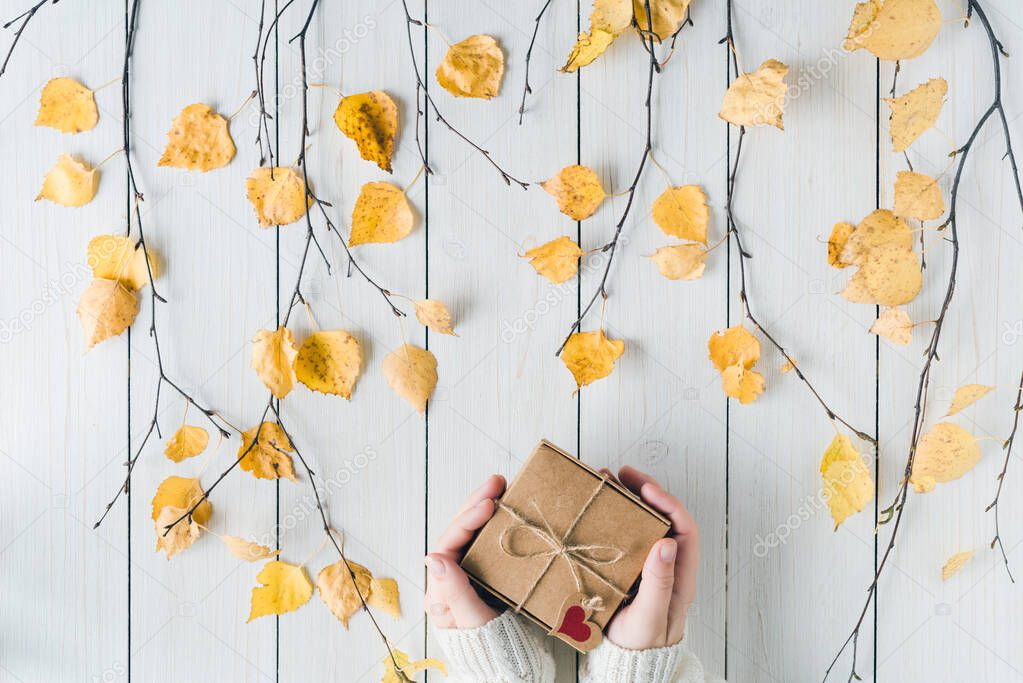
[[2, 1, 1023, 682]]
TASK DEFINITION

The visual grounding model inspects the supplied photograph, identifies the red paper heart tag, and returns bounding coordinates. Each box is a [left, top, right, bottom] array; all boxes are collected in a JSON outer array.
[[550, 593, 603, 651]]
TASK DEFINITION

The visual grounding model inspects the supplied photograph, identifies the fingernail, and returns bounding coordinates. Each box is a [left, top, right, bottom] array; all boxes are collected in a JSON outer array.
[[659, 539, 677, 563], [424, 555, 446, 577]]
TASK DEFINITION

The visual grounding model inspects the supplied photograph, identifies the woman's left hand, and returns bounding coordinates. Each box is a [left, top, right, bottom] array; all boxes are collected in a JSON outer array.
[[603, 466, 700, 650]]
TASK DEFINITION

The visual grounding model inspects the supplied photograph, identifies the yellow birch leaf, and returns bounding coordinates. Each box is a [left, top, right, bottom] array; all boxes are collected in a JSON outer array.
[[708, 325, 760, 372], [522, 236, 584, 284], [155, 505, 201, 559], [721, 363, 765, 405], [35, 77, 98, 133], [884, 78, 947, 152], [350, 182, 415, 246], [840, 210, 913, 267], [251, 327, 299, 399], [869, 307, 913, 346], [855, 245, 922, 306], [910, 422, 981, 493], [946, 384, 995, 417], [294, 330, 362, 399], [436, 34, 504, 100], [542, 165, 606, 221], [238, 422, 297, 481], [157, 103, 235, 172], [222, 535, 279, 562], [820, 434, 874, 529], [415, 300, 458, 336], [561, 0, 631, 72], [77, 278, 139, 348], [317, 559, 372, 629], [941, 550, 975, 581], [589, 0, 633, 33], [368, 577, 401, 620], [652, 185, 708, 243], [245, 167, 309, 227], [382, 649, 447, 683], [649, 244, 707, 281], [843, 0, 941, 61], [560, 330, 625, 389], [164, 425, 210, 463], [36, 154, 98, 207], [87, 234, 157, 291], [719, 59, 789, 130], [333, 91, 398, 172], [828, 222, 855, 268], [893, 170, 944, 221], [248, 560, 313, 622], [780, 358, 796, 374], [151, 476, 211, 525], [562, 29, 618, 73], [383, 344, 438, 414], [633, 0, 692, 41]]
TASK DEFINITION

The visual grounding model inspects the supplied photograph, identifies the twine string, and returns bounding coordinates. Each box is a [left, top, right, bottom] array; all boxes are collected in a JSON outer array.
[[496, 475, 627, 612]]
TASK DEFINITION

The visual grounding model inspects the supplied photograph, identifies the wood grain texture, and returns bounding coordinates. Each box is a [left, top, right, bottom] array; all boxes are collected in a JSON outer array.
[[2, 1, 1023, 682], [876, 1, 1023, 680], [724, 3, 877, 681], [420, 2, 580, 679]]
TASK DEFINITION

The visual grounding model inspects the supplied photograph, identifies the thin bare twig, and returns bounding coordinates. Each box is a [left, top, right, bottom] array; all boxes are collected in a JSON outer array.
[[555, 2, 668, 356], [826, 2, 1023, 678], [0, 0, 57, 77], [988, 371, 1023, 583], [721, 4, 873, 444], [95, 0, 230, 530], [269, 403, 406, 679], [400, 0, 529, 188], [518, 0, 554, 125]]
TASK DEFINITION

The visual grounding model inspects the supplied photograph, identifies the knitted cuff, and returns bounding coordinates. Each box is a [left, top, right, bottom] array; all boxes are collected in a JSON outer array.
[[584, 637, 705, 683], [432, 611, 556, 683]]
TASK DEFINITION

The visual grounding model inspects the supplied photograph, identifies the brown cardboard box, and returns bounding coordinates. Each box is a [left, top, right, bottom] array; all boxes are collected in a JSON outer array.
[[461, 440, 670, 651]]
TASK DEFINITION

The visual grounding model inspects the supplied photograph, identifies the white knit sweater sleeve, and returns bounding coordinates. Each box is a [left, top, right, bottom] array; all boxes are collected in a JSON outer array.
[[432, 611, 556, 682], [582, 636, 722, 683]]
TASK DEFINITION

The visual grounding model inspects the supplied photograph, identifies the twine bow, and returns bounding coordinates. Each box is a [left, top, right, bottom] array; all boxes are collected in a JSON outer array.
[[496, 475, 627, 612]]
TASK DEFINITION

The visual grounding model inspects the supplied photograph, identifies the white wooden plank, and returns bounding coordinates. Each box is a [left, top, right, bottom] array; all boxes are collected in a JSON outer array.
[[877, 1, 1023, 680], [125, 2, 278, 681], [724, 3, 878, 681], [0, 5, 128, 682], [275, 1, 429, 680], [421, 1, 581, 680], [577, 1, 728, 678], [5, 2, 1023, 682]]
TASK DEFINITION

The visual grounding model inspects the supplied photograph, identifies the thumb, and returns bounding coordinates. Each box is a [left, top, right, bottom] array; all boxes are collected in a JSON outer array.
[[629, 538, 676, 630], [424, 553, 497, 629]]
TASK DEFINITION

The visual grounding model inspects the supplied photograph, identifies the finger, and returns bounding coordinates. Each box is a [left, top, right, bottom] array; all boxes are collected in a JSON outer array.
[[424, 553, 497, 628], [617, 465, 657, 496], [435, 497, 496, 558], [628, 538, 677, 640], [638, 481, 698, 539], [597, 467, 622, 485], [456, 474, 506, 516], [636, 481, 699, 641]]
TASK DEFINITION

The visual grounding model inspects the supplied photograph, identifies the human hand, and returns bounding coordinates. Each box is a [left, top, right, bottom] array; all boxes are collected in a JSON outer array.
[[604, 466, 699, 650], [423, 474, 506, 629]]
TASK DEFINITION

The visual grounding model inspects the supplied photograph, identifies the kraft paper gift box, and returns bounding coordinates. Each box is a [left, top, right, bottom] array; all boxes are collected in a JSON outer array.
[[461, 440, 671, 652]]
